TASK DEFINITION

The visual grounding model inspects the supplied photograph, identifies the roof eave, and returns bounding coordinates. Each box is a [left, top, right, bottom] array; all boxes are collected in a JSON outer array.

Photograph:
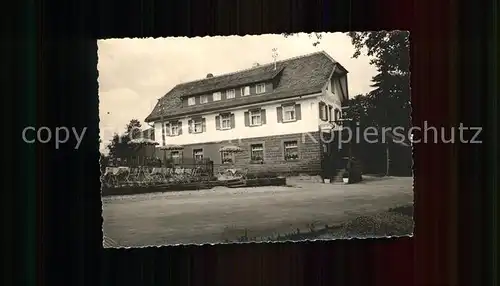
[[146, 91, 322, 122], [319, 51, 348, 74], [335, 63, 349, 74]]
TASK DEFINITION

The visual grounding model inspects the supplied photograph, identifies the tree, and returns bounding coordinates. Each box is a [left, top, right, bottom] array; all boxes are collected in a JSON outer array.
[[126, 119, 142, 138], [342, 94, 377, 126], [347, 31, 411, 176], [282, 32, 323, 46], [348, 31, 411, 129], [107, 119, 142, 160], [100, 153, 109, 173], [283, 31, 410, 129]]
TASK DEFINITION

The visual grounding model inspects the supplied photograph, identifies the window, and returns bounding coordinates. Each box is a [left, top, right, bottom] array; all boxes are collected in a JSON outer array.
[[241, 86, 250, 96], [213, 92, 221, 101], [319, 102, 328, 121], [256, 83, 266, 94], [283, 105, 296, 121], [165, 122, 182, 136], [193, 149, 204, 161], [226, 89, 235, 99], [171, 151, 180, 159], [221, 151, 233, 164], [193, 120, 203, 133], [188, 97, 196, 106], [189, 118, 205, 133], [250, 110, 262, 126], [284, 141, 299, 161], [220, 114, 231, 130], [334, 109, 341, 122], [200, 95, 209, 104], [170, 123, 179, 136], [250, 144, 264, 161]]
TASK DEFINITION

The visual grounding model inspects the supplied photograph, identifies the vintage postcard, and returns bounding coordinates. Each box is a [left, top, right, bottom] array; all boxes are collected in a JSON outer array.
[[98, 31, 413, 248]]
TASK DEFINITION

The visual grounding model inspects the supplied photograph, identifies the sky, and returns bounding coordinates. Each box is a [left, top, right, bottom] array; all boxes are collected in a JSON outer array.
[[97, 32, 377, 153]]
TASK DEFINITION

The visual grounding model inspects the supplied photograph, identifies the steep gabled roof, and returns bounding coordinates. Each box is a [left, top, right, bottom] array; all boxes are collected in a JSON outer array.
[[145, 51, 346, 122], [178, 66, 284, 97]]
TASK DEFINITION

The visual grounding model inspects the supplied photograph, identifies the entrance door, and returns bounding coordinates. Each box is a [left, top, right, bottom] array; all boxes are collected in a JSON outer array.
[[320, 131, 339, 179]]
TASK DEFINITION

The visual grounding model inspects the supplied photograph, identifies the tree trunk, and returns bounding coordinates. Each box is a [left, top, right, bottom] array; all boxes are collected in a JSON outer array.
[[163, 151, 167, 168]]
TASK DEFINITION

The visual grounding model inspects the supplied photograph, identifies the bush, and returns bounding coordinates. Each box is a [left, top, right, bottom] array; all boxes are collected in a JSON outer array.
[[246, 172, 279, 179]]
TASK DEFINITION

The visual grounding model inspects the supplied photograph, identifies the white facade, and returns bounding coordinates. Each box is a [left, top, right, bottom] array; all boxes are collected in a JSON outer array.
[[152, 78, 346, 146]]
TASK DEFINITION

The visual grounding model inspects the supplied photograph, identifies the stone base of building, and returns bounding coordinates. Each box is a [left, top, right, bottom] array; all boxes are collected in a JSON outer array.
[[160, 132, 323, 176]]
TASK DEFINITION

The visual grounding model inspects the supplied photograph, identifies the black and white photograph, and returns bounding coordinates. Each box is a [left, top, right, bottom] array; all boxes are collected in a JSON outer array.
[[99, 31, 413, 248]]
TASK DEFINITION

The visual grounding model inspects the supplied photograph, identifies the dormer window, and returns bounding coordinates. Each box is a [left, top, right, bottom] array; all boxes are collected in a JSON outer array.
[[241, 86, 250, 96], [256, 83, 266, 94], [188, 97, 195, 106], [226, 89, 235, 99], [213, 92, 221, 101], [200, 95, 209, 104]]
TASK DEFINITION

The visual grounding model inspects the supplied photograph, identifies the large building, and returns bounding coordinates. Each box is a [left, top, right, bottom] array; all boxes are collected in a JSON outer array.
[[145, 51, 350, 175]]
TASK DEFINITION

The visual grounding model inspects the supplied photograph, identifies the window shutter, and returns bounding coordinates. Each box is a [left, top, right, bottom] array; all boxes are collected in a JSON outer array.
[[178, 121, 183, 135], [215, 115, 221, 130], [188, 120, 193, 133], [276, 106, 283, 123], [318, 102, 325, 121], [261, 109, 266, 124], [165, 123, 170, 136], [295, 104, 302, 120], [329, 105, 333, 121], [202, 118, 206, 132], [244, 112, 250, 126], [230, 113, 235, 128]]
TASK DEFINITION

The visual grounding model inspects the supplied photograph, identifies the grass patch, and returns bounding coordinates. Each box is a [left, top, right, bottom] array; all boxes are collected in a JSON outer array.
[[229, 204, 414, 242], [328, 211, 413, 238], [388, 204, 414, 217]]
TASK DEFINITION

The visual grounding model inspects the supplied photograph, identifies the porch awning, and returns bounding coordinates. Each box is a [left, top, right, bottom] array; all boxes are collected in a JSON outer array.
[[159, 144, 184, 150], [219, 145, 243, 153], [128, 138, 160, 145]]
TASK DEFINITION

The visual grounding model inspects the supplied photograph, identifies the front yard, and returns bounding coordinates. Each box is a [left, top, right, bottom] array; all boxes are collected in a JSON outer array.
[[103, 176, 414, 247]]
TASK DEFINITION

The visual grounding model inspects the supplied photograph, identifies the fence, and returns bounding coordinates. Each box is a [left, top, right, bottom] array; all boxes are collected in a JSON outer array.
[[103, 157, 214, 180]]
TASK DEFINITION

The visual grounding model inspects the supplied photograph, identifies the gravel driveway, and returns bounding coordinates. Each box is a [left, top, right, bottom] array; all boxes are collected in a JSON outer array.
[[102, 176, 413, 247]]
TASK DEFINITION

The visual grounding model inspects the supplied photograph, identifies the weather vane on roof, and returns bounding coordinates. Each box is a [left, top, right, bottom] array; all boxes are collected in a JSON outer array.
[[272, 48, 279, 70]]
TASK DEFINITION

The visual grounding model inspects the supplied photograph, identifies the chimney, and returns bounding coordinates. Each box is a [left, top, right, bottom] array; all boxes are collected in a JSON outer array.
[[206, 73, 214, 78], [271, 48, 279, 70]]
